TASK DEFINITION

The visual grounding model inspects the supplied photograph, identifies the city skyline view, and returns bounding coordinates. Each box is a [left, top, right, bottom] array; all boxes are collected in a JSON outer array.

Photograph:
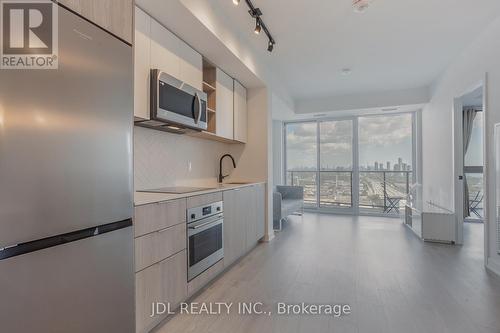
[[286, 114, 413, 171]]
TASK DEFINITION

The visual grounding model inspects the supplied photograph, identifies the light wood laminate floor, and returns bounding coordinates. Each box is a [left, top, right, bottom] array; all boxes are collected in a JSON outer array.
[[157, 214, 500, 333]]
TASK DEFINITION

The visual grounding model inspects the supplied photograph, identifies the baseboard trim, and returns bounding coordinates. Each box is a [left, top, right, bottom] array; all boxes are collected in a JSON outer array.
[[262, 232, 275, 242]]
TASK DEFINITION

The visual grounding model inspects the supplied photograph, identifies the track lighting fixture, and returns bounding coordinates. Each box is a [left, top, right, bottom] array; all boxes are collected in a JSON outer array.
[[254, 19, 261, 34], [235, 0, 276, 52]]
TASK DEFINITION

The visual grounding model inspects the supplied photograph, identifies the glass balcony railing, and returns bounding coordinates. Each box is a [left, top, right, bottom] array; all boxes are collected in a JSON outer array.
[[465, 172, 483, 219], [359, 171, 412, 214], [287, 170, 412, 214]]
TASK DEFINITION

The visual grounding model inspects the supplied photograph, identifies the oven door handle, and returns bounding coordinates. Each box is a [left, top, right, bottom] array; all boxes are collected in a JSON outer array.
[[189, 220, 218, 230], [188, 214, 223, 230]]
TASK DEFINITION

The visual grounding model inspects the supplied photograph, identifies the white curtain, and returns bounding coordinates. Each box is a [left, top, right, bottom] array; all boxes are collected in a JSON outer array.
[[463, 108, 477, 218]]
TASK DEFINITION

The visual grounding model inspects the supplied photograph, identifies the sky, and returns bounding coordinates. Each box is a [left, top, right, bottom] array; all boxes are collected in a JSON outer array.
[[286, 114, 413, 171]]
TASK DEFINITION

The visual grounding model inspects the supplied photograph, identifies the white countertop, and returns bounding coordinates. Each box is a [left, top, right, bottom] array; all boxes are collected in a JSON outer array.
[[134, 182, 266, 206]]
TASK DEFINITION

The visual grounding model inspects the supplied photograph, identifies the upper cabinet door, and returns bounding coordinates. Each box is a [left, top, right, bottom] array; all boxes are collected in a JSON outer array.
[[59, 0, 133, 44], [134, 7, 151, 120], [150, 19, 181, 79], [233, 80, 248, 143], [178, 42, 202, 91], [216, 69, 234, 140]]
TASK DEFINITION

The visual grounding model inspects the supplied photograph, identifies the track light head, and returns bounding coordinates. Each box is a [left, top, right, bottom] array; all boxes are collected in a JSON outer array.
[[267, 40, 274, 52], [232, 0, 240, 5], [254, 19, 261, 34]]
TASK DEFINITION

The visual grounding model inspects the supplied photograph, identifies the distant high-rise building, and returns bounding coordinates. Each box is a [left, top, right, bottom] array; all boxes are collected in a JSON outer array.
[[397, 157, 403, 171], [387, 161, 391, 170], [402, 162, 407, 171], [375, 162, 379, 171]]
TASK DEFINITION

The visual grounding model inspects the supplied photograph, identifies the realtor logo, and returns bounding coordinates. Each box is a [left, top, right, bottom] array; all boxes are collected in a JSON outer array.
[[1, 0, 58, 69]]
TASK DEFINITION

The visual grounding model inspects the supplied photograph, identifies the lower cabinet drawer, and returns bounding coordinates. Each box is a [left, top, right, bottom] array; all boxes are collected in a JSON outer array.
[[136, 262, 161, 333], [135, 223, 186, 272], [134, 199, 187, 237], [136, 250, 187, 333]]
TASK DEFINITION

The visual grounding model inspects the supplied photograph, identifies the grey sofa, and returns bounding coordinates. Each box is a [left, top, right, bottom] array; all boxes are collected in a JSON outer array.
[[273, 185, 304, 230]]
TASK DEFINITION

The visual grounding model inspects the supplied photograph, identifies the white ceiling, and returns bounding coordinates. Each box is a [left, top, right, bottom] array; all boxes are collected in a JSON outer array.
[[215, 0, 500, 102]]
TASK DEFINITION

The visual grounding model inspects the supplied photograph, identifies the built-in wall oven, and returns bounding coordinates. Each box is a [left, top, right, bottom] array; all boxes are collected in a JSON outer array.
[[187, 201, 224, 281], [150, 69, 208, 131]]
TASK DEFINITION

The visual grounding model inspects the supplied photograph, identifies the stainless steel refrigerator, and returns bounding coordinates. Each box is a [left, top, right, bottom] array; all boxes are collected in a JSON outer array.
[[0, 4, 134, 332]]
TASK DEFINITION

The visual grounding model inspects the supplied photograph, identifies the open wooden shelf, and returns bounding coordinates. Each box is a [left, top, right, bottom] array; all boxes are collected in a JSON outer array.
[[203, 58, 217, 134], [202, 81, 216, 92]]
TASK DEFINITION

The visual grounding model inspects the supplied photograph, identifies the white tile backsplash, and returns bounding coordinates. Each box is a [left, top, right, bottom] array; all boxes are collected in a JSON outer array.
[[134, 126, 230, 190]]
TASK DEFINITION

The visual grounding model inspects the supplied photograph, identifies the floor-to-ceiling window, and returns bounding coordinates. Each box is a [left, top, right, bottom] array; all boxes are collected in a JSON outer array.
[[319, 120, 353, 208], [358, 114, 413, 214], [285, 122, 318, 207], [284, 113, 417, 215]]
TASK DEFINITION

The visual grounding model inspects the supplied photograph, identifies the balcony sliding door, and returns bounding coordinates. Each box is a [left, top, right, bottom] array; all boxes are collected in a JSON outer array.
[[319, 120, 353, 208], [358, 114, 413, 214]]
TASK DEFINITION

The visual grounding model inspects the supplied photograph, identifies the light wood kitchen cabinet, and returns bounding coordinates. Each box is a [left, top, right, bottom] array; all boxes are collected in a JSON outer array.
[[187, 192, 222, 209], [134, 199, 186, 237], [233, 80, 248, 143], [134, 198, 188, 333], [223, 188, 247, 266], [134, 7, 151, 120], [136, 262, 161, 333], [134, 9, 203, 120], [178, 41, 203, 91], [150, 19, 202, 91], [135, 250, 187, 333], [216, 68, 234, 140], [255, 184, 266, 240], [244, 186, 257, 251], [150, 19, 181, 80], [59, 0, 133, 43], [134, 223, 186, 272], [160, 250, 188, 312], [244, 184, 265, 250], [223, 185, 266, 266]]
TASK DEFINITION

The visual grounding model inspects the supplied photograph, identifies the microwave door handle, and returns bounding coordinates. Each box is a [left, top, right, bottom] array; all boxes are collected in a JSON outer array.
[[193, 93, 201, 124]]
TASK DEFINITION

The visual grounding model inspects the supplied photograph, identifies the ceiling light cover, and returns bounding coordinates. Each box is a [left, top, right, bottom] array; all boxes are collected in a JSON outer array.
[[232, 0, 240, 5], [341, 68, 352, 76], [353, 0, 374, 13]]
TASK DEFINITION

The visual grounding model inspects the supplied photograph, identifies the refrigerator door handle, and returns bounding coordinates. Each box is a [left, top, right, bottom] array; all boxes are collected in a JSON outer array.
[[0, 219, 132, 261]]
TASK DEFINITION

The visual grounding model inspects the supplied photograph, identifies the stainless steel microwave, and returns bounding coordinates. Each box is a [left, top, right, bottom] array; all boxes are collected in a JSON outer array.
[[150, 69, 208, 131]]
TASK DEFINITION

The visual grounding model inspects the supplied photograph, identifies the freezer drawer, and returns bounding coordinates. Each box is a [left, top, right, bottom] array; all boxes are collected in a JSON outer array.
[[0, 226, 135, 333]]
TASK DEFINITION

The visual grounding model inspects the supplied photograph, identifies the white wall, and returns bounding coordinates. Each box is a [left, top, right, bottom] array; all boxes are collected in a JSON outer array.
[[296, 86, 430, 114], [422, 16, 500, 275], [134, 127, 230, 190], [272, 120, 284, 186]]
